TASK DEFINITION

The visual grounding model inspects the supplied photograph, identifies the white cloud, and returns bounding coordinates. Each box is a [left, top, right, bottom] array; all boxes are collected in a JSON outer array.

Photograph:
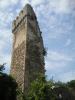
[[20, 0, 46, 7], [0, 0, 19, 9], [0, 29, 12, 40], [68, 0, 75, 10], [0, 53, 11, 67], [30, 0, 74, 41], [0, 0, 16, 73], [45, 51, 73, 70], [0, 53, 11, 74], [49, 0, 75, 13], [47, 51, 72, 62], [45, 60, 66, 70], [0, 0, 75, 81], [57, 71, 75, 82], [20, 0, 75, 13], [0, 28, 12, 68], [21, 0, 30, 7], [45, 50, 75, 82], [65, 39, 71, 47], [31, 0, 45, 6], [0, 11, 15, 29]]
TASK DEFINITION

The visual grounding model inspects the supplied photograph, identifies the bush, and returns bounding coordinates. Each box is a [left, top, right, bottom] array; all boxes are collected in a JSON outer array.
[[0, 73, 17, 100]]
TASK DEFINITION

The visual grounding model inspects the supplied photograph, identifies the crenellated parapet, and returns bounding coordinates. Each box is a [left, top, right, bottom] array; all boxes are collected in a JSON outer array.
[[12, 4, 37, 32]]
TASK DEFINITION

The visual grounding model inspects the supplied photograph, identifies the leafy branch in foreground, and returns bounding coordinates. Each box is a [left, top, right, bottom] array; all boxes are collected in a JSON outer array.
[[0, 63, 6, 72]]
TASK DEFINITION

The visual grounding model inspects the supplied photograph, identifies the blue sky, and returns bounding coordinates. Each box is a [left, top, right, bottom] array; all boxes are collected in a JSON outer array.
[[0, 0, 75, 82]]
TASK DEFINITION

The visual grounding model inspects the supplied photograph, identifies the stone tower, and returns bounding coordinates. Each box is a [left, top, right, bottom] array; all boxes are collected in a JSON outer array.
[[11, 4, 45, 93]]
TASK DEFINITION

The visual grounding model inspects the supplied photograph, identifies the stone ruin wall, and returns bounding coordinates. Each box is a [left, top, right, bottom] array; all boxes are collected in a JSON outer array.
[[11, 41, 25, 90], [11, 4, 45, 92]]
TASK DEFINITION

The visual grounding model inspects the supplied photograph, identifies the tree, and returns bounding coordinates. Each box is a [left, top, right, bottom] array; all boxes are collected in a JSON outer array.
[[0, 63, 18, 100], [0, 63, 6, 72], [67, 80, 75, 89], [0, 73, 18, 100], [25, 74, 57, 100]]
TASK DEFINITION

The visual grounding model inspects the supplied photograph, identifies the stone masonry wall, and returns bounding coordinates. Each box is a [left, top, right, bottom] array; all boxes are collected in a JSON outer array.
[[11, 41, 25, 90]]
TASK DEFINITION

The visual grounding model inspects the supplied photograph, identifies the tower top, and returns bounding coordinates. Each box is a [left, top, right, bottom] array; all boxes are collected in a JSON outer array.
[[12, 4, 36, 32], [24, 4, 36, 16]]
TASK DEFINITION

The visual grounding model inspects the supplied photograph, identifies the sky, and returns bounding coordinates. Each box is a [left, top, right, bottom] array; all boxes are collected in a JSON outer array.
[[0, 0, 75, 82]]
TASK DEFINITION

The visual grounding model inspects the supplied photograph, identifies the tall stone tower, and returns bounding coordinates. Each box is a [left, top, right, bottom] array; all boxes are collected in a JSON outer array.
[[11, 4, 45, 93]]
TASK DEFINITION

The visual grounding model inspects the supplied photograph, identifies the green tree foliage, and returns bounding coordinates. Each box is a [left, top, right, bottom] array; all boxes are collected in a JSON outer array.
[[25, 74, 57, 100], [0, 63, 75, 100], [67, 80, 75, 89], [55, 81, 67, 88], [0, 64, 18, 100], [0, 73, 17, 100], [0, 63, 6, 72], [12, 73, 75, 100]]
